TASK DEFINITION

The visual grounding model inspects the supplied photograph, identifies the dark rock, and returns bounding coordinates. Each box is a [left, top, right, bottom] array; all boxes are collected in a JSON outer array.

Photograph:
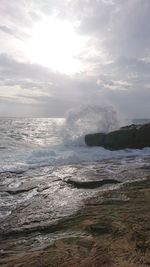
[[66, 179, 120, 189], [135, 123, 150, 148], [4, 186, 36, 195], [105, 128, 136, 150], [120, 123, 140, 130], [85, 133, 106, 146], [88, 223, 112, 235], [85, 123, 150, 150]]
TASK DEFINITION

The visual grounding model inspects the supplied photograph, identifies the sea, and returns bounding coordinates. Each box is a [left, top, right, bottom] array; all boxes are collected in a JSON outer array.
[[0, 106, 150, 252]]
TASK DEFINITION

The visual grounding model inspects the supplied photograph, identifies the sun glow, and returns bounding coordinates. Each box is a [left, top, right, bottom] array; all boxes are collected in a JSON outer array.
[[27, 18, 85, 74]]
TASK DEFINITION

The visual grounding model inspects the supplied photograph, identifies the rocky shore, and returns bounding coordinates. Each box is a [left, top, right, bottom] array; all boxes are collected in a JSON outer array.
[[0, 170, 150, 267], [85, 123, 150, 150]]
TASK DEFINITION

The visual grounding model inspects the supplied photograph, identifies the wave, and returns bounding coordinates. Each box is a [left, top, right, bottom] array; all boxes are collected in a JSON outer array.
[[59, 105, 122, 146], [0, 105, 150, 174], [1, 145, 150, 174]]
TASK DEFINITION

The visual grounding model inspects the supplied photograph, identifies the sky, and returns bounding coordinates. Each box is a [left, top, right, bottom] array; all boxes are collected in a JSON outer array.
[[0, 0, 150, 118]]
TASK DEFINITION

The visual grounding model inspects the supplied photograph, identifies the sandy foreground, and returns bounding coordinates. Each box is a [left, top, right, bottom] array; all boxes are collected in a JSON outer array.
[[0, 169, 150, 267]]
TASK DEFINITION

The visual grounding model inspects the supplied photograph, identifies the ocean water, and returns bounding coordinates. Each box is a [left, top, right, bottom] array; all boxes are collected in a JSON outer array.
[[0, 107, 150, 251]]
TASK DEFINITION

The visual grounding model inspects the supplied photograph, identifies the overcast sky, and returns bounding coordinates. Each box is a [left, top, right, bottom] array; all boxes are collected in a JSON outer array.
[[0, 0, 150, 118]]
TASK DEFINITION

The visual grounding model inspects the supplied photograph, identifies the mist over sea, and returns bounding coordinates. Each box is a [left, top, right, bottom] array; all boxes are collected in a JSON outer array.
[[0, 106, 150, 251]]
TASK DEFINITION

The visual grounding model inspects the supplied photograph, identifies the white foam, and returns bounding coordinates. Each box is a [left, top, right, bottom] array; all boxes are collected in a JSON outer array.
[[23, 146, 150, 170], [0, 143, 150, 174]]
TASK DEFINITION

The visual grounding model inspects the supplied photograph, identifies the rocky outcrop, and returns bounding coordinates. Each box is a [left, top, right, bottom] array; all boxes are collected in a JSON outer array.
[[85, 133, 106, 147], [85, 123, 150, 150]]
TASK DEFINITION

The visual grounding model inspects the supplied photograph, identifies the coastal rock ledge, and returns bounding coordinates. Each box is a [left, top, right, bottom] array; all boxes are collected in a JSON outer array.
[[85, 123, 150, 150]]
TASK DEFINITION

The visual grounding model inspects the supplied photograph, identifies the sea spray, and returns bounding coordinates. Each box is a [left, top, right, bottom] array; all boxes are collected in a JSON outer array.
[[59, 105, 121, 146]]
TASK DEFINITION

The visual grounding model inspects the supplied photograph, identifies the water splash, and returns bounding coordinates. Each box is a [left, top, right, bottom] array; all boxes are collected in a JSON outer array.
[[59, 105, 121, 145]]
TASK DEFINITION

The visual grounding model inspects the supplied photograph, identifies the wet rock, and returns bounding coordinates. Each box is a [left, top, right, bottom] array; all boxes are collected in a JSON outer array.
[[85, 133, 106, 146], [66, 179, 120, 189], [88, 223, 112, 235], [85, 123, 150, 150], [0, 178, 150, 267], [105, 128, 136, 150], [135, 123, 150, 147], [4, 186, 36, 195]]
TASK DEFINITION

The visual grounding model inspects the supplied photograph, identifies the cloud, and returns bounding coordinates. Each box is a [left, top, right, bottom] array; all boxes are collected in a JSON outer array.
[[0, 52, 150, 118], [0, 0, 150, 117], [0, 25, 16, 36], [0, 54, 90, 111]]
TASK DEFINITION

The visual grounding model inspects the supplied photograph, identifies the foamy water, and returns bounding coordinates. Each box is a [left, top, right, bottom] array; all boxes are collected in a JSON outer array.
[[0, 106, 150, 173]]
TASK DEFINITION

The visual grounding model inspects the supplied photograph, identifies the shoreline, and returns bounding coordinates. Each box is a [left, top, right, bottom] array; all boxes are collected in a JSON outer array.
[[0, 174, 150, 267]]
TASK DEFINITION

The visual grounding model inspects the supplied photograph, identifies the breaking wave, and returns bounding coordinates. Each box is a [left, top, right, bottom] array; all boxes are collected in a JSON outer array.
[[0, 105, 149, 174], [59, 105, 121, 146]]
